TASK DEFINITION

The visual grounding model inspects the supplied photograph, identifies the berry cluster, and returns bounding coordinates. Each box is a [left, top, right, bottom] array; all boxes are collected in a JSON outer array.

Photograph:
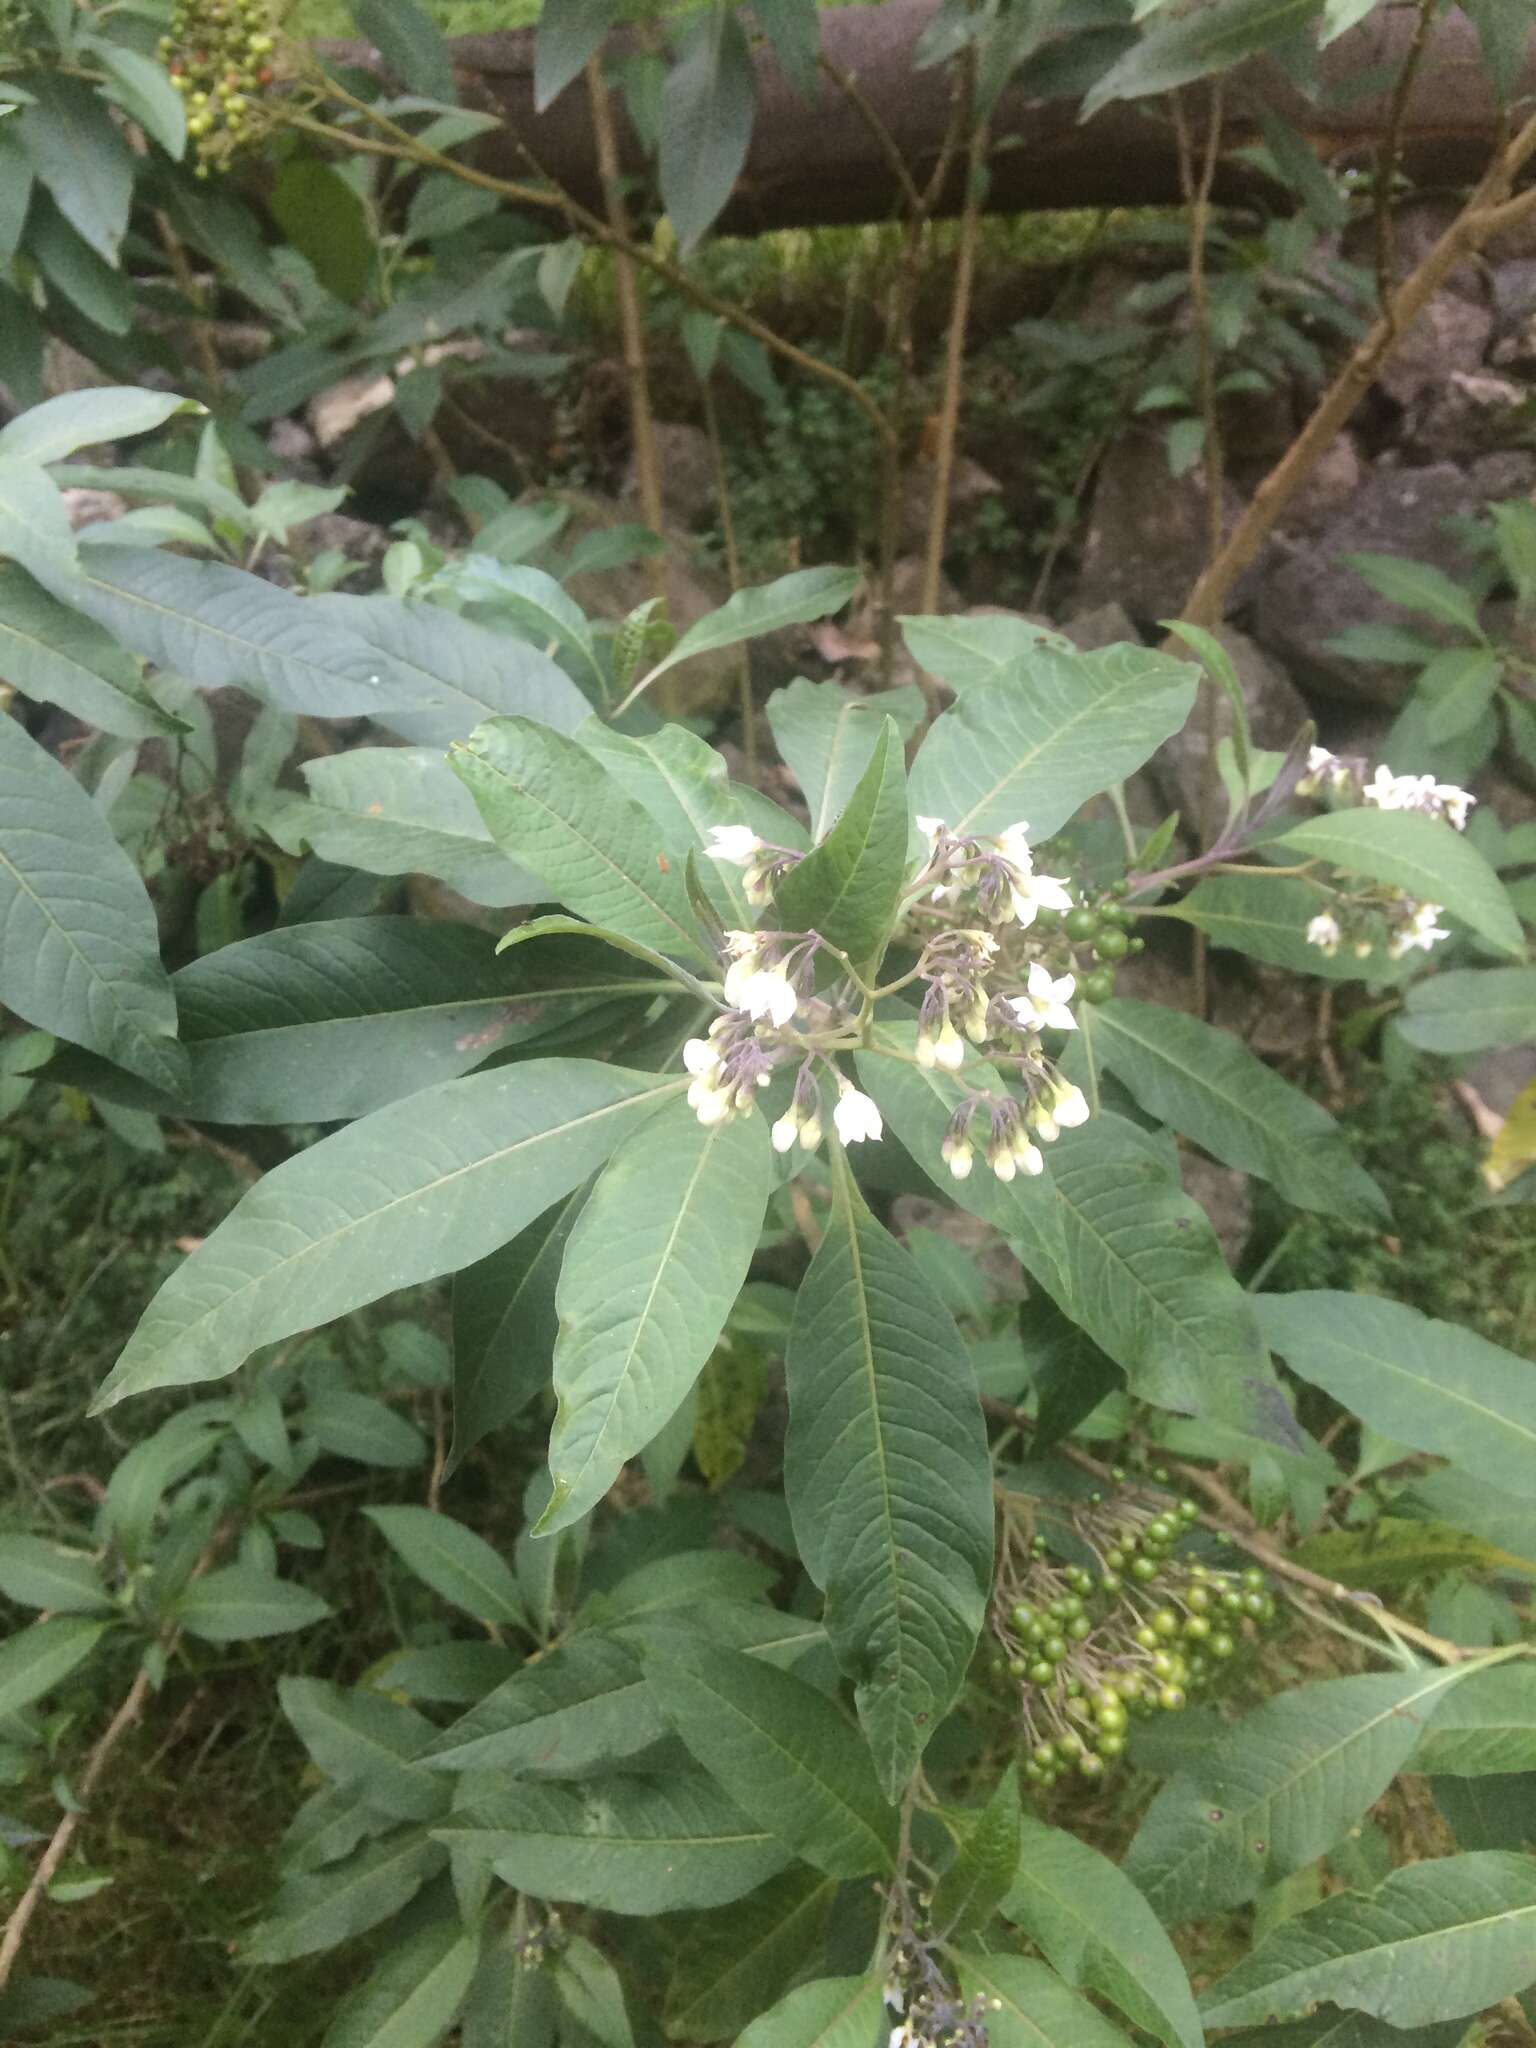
[[159, 0, 278, 171], [1051, 883, 1145, 1004], [988, 1480, 1278, 1790]]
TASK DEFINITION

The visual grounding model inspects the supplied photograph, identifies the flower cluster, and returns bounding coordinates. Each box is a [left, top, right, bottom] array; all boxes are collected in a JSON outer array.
[[704, 824, 803, 909], [1297, 750, 1473, 962], [989, 1482, 1278, 1790], [159, 0, 278, 171], [884, 1936, 992, 2048]]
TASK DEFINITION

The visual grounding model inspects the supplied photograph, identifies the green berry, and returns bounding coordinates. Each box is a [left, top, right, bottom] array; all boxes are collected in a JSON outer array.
[[1033, 1742, 1057, 1769], [1105, 1548, 1126, 1572], [1221, 1588, 1246, 1614], [1183, 1614, 1211, 1641], [1008, 1656, 1028, 1678], [1043, 1634, 1068, 1662], [1129, 935, 1146, 953], [1066, 1613, 1092, 1641], [1241, 1567, 1266, 1591], [1099, 1572, 1122, 1595], [1098, 1732, 1126, 1759], [1243, 1591, 1267, 1619], [1210, 1631, 1236, 1659], [1134, 1625, 1158, 1651], [1158, 1684, 1186, 1712], [1081, 969, 1115, 1003], [1130, 1556, 1158, 1583], [1064, 907, 1100, 941], [1078, 1752, 1105, 1779], [1186, 1584, 1211, 1612], [1150, 1650, 1175, 1680], [1095, 927, 1130, 960], [1010, 1602, 1036, 1630], [1027, 1659, 1055, 1686], [1152, 1608, 1179, 1638]]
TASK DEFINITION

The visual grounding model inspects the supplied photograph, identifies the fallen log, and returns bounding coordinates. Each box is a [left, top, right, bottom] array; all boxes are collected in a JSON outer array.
[[320, 3, 1535, 234]]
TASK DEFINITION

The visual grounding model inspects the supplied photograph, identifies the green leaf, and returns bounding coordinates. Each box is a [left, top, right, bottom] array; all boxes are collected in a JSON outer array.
[[1292, 1520, 1536, 1589], [29, 196, 132, 331], [658, 4, 757, 249], [636, 566, 860, 699], [766, 677, 927, 839], [784, 1151, 993, 1795], [495, 915, 715, 1009], [1423, 647, 1502, 744], [0, 388, 197, 465], [89, 43, 187, 157], [931, 1766, 1021, 1941], [451, 560, 605, 702], [750, 0, 821, 97], [1084, 0, 1326, 115], [574, 720, 759, 925], [321, 1918, 480, 2048], [1001, 1812, 1203, 2048], [1198, 1851, 1536, 2030], [1275, 808, 1523, 958], [774, 721, 908, 978], [278, 1678, 446, 1825], [15, 75, 134, 259], [900, 611, 1069, 693], [1166, 872, 1410, 984], [0, 456, 79, 596], [0, 1538, 112, 1616], [0, 712, 185, 1091], [0, 563, 178, 739], [736, 1975, 886, 2048], [1122, 1662, 1484, 1922], [950, 1953, 1135, 2047], [47, 461, 249, 531], [304, 1392, 427, 1470], [450, 1193, 585, 1471], [271, 158, 373, 303], [645, 1639, 897, 1877], [1412, 1664, 1536, 1776], [534, 0, 622, 108], [268, 750, 542, 909], [175, 1568, 331, 1642], [554, 1935, 635, 2048], [1258, 1292, 1536, 1502], [93, 1062, 683, 1410], [421, 1633, 665, 1776], [1090, 999, 1387, 1225], [438, 1773, 790, 1913], [1345, 552, 1486, 637], [244, 1830, 448, 1964], [352, 0, 457, 103], [0, 1619, 109, 1719], [542, 1092, 771, 1532], [908, 643, 1199, 842], [1398, 967, 1536, 1054], [363, 1508, 526, 1629], [451, 717, 707, 962], [662, 1867, 837, 2041]]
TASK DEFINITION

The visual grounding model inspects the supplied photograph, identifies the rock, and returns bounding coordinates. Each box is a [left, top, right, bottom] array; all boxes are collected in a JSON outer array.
[[895, 452, 1003, 556], [268, 416, 319, 466], [1276, 433, 1363, 538], [1406, 371, 1530, 461], [1151, 625, 1310, 833], [59, 487, 127, 531], [1073, 432, 1257, 625], [1178, 1152, 1252, 1267], [1252, 463, 1514, 706], [299, 512, 392, 570], [621, 422, 716, 530], [308, 369, 396, 451], [1344, 195, 1485, 301], [1059, 600, 1139, 653], [1377, 293, 1493, 409]]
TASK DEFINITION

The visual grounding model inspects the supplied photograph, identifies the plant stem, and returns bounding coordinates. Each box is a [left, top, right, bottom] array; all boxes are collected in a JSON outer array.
[[919, 107, 988, 624], [1374, 0, 1439, 315], [699, 372, 756, 776]]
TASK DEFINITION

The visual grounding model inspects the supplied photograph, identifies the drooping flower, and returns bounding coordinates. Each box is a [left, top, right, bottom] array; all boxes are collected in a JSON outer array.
[[917, 1016, 966, 1072], [832, 1079, 883, 1145], [1389, 900, 1450, 958], [706, 824, 766, 866], [1434, 780, 1475, 830], [1306, 911, 1342, 956], [1009, 962, 1078, 1034], [1048, 1079, 1090, 1128]]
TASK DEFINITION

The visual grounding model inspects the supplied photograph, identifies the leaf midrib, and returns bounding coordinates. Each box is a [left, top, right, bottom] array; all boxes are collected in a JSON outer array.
[[1299, 1326, 1536, 1465]]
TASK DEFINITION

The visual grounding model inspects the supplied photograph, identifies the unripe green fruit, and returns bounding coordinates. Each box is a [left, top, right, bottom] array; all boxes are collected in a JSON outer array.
[[1210, 1631, 1236, 1659], [1042, 1634, 1068, 1662], [1186, 1584, 1211, 1612], [1064, 907, 1100, 940], [1033, 1742, 1057, 1768], [1010, 1602, 1036, 1629], [1098, 1732, 1126, 1759], [1078, 1751, 1105, 1779], [1241, 1567, 1266, 1591], [1008, 1656, 1028, 1678], [1158, 1684, 1186, 1712], [1066, 1613, 1092, 1641], [1134, 1625, 1158, 1651], [1130, 1556, 1158, 1583], [1027, 1660, 1054, 1686], [1152, 1608, 1179, 1638], [1243, 1591, 1267, 1619], [1183, 1613, 1211, 1641], [1150, 1650, 1175, 1680], [1095, 928, 1130, 960], [1082, 969, 1115, 1002]]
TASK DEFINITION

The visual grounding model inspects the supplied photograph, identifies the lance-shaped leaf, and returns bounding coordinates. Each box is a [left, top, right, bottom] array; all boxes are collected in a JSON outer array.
[[0, 712, 185, 1092], [950, 1954, 1135, 2047], [451, 716, 707, 962], [1217, 2017, 1463, 2048], [659, 3, 757, 249], [309, 591, 591, 744], [1000, 1813, 1203, 2048], [0, 387, 200, 464], [1123, 1662, 1485, 1923], [900, 612, 1070, 694], [766, 676, 927, 839], [0, 562, 180, 739], [1275, 808, 1523, 958], [363, 1507, 527, 1631], [243, 1830, 448, 1964], [0, 1619, 110, 1719], [1412, 1664, 1536, 1777], [663, 1866, 838, 2043], [450, 1191, 587, 1472], [320, 1919, 480, 2048], [1398, 966, 1536, 1054], [645, 1639, 897, 1877], [277, 1677, 446, 1824], [784, 1152, 993, 1795], [541, 1093, 771, 1532], [931, 1766, 1021, 1942], [1166, 872, 1411, 984], [93, 1063, 683, 1410], [908, 642, 1199, 842], [1084, 0, 1325, 116], [1197, 1851, 1536, 2031], [438, 1773, 791, 1913], [422, 1632, 665, 1776], [269, 748, 544, 908], [775, 720, 908, 979], [635, 566, 861, 699], [736, 1975, 886, 2048], [576, 720, 757, 925], [1090, 999, 1388, 1225], [32, 546, 446, 720], [1258, 1292, 1536, 1502]]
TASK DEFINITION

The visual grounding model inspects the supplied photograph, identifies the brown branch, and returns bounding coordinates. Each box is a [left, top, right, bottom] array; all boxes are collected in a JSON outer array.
[[818, 53, 923, 216], [918, 109, 988, 624], [1179, 109, 1536, 631], [1375, 0, 1439, 315]]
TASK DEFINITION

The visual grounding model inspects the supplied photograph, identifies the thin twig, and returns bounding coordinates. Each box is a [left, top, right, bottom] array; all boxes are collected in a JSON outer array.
[[819, 54, 923, 216], [918, 109, 988, 626], [699, 373, 756, 776], [1374, 0, 1439, 315]]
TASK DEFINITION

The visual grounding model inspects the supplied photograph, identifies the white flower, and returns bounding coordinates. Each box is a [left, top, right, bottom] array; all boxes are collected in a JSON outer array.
[[1049, 1080, 1090, 1128], [771, 1113, 799, 1153], [1306, 744, 1336, 778], [1306, 912, 1342, 956], [684, 1034, 735, 1126], [1434, 781, 1475, 830], [942, 1135, 974, 1180], [925, 1018, 966, 1071], [706, 824, 765, 866], [1009, 962, 1078, 1033], [915, 815, 948, 846], [1008, 868, 1074, 930], [832, 1080, 883, 1145], [683, 1036, 721, 1078], [734, 967, 799, 1028], [1389, 901, 1450, 958], [994, 820, 1033, 869]]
